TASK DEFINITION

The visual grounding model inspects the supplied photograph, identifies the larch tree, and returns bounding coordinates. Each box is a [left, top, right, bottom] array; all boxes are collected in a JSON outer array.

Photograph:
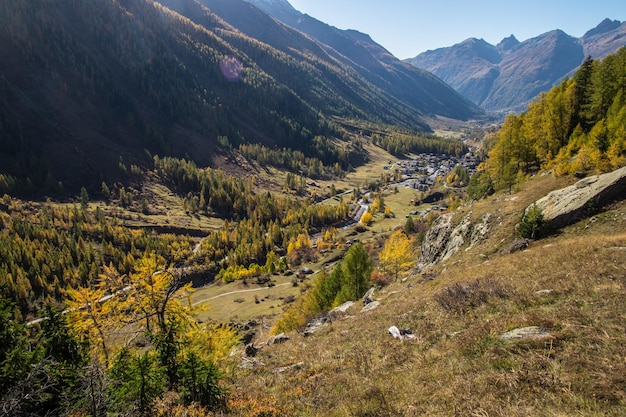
[[338, 243, 373, 303], [379, 230, 414, 281]]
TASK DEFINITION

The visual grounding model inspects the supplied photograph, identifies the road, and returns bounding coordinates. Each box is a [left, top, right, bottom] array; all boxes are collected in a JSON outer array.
[[191, 282, 292, 307]]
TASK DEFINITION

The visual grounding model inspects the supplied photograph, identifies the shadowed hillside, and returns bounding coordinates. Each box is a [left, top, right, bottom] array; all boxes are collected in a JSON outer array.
[[0, 0, 481, 195]]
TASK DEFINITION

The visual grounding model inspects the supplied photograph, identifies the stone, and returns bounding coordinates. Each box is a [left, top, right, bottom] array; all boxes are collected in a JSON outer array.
[[501, 239, 529, 255], [245, 343, 259, 357], [267, 333, 290, 345], [329, 301, 354, 319], [388, 325, 416, 341], [361, 300, 380, 312], [274, 362, 304, 373], [303, 316, 329, 337], [530, 166, 626, 230], [499, 326, 551, 341], [362, 287, 376, 305]]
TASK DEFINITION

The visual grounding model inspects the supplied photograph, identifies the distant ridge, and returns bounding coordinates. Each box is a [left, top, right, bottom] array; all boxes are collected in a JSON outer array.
[[406, 19, 626, 112], [243, 0, 481, 120]]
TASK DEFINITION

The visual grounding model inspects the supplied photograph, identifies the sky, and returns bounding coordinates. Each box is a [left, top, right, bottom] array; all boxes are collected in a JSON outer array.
[[288, 0, 626, 59]]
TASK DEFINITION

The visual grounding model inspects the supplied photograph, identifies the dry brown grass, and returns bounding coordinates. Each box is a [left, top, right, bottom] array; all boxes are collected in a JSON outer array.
[[222, 173, 626, 417]]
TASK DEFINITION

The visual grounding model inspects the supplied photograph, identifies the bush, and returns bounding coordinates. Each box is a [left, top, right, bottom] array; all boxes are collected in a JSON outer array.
[[518, 204, 544, 239], [434, 278, 511, 314], [370, 270, 391, 288]]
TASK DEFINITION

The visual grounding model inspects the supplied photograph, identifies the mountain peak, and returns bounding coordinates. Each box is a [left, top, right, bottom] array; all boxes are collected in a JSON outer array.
[[583, 18, 623, 38], [497, 34, 519, 51]]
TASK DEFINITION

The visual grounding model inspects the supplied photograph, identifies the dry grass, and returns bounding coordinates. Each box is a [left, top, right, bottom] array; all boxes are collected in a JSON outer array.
[[222, 173, 626, 417]]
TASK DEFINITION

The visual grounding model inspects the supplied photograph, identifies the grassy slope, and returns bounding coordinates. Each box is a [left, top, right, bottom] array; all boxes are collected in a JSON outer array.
[[225, 173, 626, 416]]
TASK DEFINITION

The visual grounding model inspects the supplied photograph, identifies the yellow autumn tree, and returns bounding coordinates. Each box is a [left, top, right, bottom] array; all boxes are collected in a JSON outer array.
[[125, 252, 195, 333], [66, 285, 113, 365], [379, 230, 414, 281], [360, 211, 374, 226]]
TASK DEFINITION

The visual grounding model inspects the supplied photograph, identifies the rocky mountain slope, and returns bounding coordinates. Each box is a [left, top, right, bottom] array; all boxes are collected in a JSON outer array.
[[406, 19, 626, 112]]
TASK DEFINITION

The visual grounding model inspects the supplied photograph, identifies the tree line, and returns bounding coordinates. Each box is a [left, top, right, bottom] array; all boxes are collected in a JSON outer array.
[[373, 132, 468, 157]]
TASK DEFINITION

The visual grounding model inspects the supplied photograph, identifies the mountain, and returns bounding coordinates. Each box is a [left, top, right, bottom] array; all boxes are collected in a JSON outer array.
[[405, 19, 626, 112], [242, 0, 481, 123], [0, 0, 481, 195]]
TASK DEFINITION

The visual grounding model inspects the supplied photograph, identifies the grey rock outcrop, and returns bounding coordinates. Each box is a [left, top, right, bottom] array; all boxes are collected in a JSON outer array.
[[529, 166, 626, 229], [417, 212, 491, 271]]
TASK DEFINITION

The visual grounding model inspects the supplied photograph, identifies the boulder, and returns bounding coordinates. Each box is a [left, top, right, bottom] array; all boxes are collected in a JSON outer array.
[[361, 300, 380, 312], [501, 238, 529, 255], [303, 316, 329, 337], [530, 166, 626, 230], [329, 301, 354, 319], [245, 343, 259, 357]]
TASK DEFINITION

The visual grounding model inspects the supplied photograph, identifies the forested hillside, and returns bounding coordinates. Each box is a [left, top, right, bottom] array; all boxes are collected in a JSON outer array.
[[477, 48, 626, 193], [0, 0, 481, 195]]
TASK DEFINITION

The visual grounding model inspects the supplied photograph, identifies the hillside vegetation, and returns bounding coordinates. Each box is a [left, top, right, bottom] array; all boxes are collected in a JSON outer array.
[[229, 173, 626, 417]]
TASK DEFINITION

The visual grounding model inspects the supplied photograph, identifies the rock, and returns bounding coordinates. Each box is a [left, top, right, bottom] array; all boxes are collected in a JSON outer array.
[[417, 213, 454, 270], [469, 213, 492, 247], [267, 333, 290, 345], [388, 325, 416, 341], [417, 213, 474, 271], [534, 289, 554, 296], [245, 343, 259, 357], [362, 287, 376, 305], [501, 238, 529, 255], [240, 357, 264, 369], [530, 166, 626, 230], [329, 301, 354, 319], [274, 362, 304, 373], [241, 330, 256, 345], [361, 300, 380, 312], [303, 316, 329, 337], [499, 326, 551, 341]]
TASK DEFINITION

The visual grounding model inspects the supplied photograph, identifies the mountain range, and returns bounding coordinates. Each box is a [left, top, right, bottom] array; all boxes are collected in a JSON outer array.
[[405, 19, 626, 112], [0, 0, 480, 194]]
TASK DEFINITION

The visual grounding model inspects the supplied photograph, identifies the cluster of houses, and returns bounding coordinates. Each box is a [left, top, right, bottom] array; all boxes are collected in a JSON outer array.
[[385, 152, 480, 192]]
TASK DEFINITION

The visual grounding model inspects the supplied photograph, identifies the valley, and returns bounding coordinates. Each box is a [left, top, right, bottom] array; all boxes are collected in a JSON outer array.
[[1, 0, 625, 416]]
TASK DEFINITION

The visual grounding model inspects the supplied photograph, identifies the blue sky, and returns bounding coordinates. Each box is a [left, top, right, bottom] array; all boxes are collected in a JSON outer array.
[[288, 0, 625, 59]]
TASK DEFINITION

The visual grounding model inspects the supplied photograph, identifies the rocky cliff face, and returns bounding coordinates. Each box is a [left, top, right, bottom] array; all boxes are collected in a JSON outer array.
[[417, 212, 492, 271]]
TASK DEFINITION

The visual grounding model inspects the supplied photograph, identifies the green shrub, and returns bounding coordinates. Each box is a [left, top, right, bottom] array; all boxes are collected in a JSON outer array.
[[518, 204, 545, 239]]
